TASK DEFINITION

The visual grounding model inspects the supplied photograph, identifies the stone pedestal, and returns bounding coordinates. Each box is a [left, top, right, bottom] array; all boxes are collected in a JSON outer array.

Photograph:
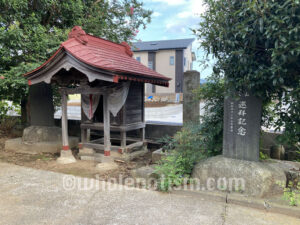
[[192, 156, 286, 197], [5, 126, 79, 154], [57, 150, 76, 164], [183, 70, 200, 124], [22, 126, 62, 143]]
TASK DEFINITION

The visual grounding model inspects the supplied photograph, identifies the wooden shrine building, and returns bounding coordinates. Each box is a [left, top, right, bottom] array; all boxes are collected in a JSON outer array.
[[23, 26, 170, 162]]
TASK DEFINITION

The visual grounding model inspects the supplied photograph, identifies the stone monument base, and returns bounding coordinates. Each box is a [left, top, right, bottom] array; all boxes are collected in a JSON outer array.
[[192, 156, 286, 198], [5, 137, 79, 154], [5, 125, 79, 154], [22, 126, 62, 143]]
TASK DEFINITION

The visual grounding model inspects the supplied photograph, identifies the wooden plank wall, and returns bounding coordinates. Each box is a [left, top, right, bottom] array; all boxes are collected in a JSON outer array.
[[125, 82, 143, 124], [88, 82, 144, 126]]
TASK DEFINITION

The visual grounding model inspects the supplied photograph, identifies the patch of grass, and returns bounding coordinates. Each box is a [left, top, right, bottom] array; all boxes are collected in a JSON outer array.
[[31, 154, 54, 161]]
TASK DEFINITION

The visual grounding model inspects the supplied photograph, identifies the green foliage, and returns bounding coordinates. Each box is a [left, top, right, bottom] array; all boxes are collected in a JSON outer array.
[[296, 150, 300, 162], [0, 0, 152, 105], [0, 101, 20, 135], [259, 151, 269, 160], [194, 0, 300, 147], [283, 181, 300, 206], [155, 75, 224, 191], [195, 74, 224, 155], [0, 100, 20, 120], [0, 101, 13, 120], [155, 124, 208, 192], [0, 117, 20, 136]]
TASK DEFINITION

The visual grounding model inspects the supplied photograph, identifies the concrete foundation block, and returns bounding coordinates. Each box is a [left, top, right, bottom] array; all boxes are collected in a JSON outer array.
[[57, 150, 76, 164], [79, 147, 95, 156]]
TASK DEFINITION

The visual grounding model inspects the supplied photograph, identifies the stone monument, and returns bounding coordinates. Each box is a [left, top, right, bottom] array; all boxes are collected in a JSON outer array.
[[223, 93, 262, 161], [183, 70, 200, 124], [5, 83, 79, 155], [28, 83, 55, 126], [193, 92, 287, 197]]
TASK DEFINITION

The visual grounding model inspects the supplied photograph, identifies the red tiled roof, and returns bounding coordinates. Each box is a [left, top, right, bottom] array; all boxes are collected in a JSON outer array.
[[24, 26, 170, 85]]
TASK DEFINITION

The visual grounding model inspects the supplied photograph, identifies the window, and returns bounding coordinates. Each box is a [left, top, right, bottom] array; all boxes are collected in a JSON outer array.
[[148, 61, 153, 69], [136, 56, 141, 62], [170, 56, 175, 65], [184, 57, 186, 66]]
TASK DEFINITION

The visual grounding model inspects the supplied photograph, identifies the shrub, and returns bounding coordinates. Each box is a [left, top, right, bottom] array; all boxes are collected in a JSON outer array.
[[283, 181, 300, 206], [155, 74, 224, 191], [156, 124, 208, 191]]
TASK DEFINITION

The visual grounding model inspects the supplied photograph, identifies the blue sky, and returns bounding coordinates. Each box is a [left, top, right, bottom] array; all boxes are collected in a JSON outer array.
[[136, 0, 213, 79]]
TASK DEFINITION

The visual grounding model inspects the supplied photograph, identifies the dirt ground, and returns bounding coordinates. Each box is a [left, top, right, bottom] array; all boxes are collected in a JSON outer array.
[[0, 135, 153, 182]]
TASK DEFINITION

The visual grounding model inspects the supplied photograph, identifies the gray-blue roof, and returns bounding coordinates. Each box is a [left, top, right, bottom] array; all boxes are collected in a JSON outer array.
[[132, 38, 194, 52]]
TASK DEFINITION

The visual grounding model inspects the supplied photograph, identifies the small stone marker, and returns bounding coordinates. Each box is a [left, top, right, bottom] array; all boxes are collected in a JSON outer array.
[[223, 93, 262, 161], [183, 70, 200, 124]]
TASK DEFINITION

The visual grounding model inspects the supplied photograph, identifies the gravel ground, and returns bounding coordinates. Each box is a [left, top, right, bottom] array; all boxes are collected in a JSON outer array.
[[0, 162, 299, 225]]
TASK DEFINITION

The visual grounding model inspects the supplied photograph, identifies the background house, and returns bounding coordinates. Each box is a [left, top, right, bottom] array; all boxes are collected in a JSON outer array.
[[132, 39, 196, 95]]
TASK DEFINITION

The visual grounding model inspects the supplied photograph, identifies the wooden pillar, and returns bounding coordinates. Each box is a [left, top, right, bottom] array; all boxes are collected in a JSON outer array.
[[103, 95, 111, 156], [81, 128, 87, 143], [61, 92, 69, 150], [120, 131, 126, 153], [87, 129, 91, 142], [141, 83, 145, 142], [141, 128, 145, 142]]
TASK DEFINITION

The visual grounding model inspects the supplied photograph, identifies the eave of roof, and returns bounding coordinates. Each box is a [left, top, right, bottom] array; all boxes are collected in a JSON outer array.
[[23, 26, 171, 86]]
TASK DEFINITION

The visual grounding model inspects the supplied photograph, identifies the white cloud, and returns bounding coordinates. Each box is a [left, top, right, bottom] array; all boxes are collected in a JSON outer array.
[[177, 0, 206, 18], [177, 11, 191, 19], [165, 0, 205, 34], [152, 12, 162, 17], [150, 0, 187, 6]]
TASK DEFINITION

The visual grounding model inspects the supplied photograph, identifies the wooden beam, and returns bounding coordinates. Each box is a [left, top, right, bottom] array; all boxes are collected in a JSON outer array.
[[61, 93, 69, 150], [80, 121, 145, 132], [89, 137, 104, 144], [60, 86, 113, 95], [103, 94, 111, 156], [83, 143, 119, 151], [125, 141, 144, 153]]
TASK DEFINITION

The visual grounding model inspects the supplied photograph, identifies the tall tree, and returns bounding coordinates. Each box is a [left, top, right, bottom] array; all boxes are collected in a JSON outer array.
[[194, 0, 300, 147], [0, 0, 151, 123]]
